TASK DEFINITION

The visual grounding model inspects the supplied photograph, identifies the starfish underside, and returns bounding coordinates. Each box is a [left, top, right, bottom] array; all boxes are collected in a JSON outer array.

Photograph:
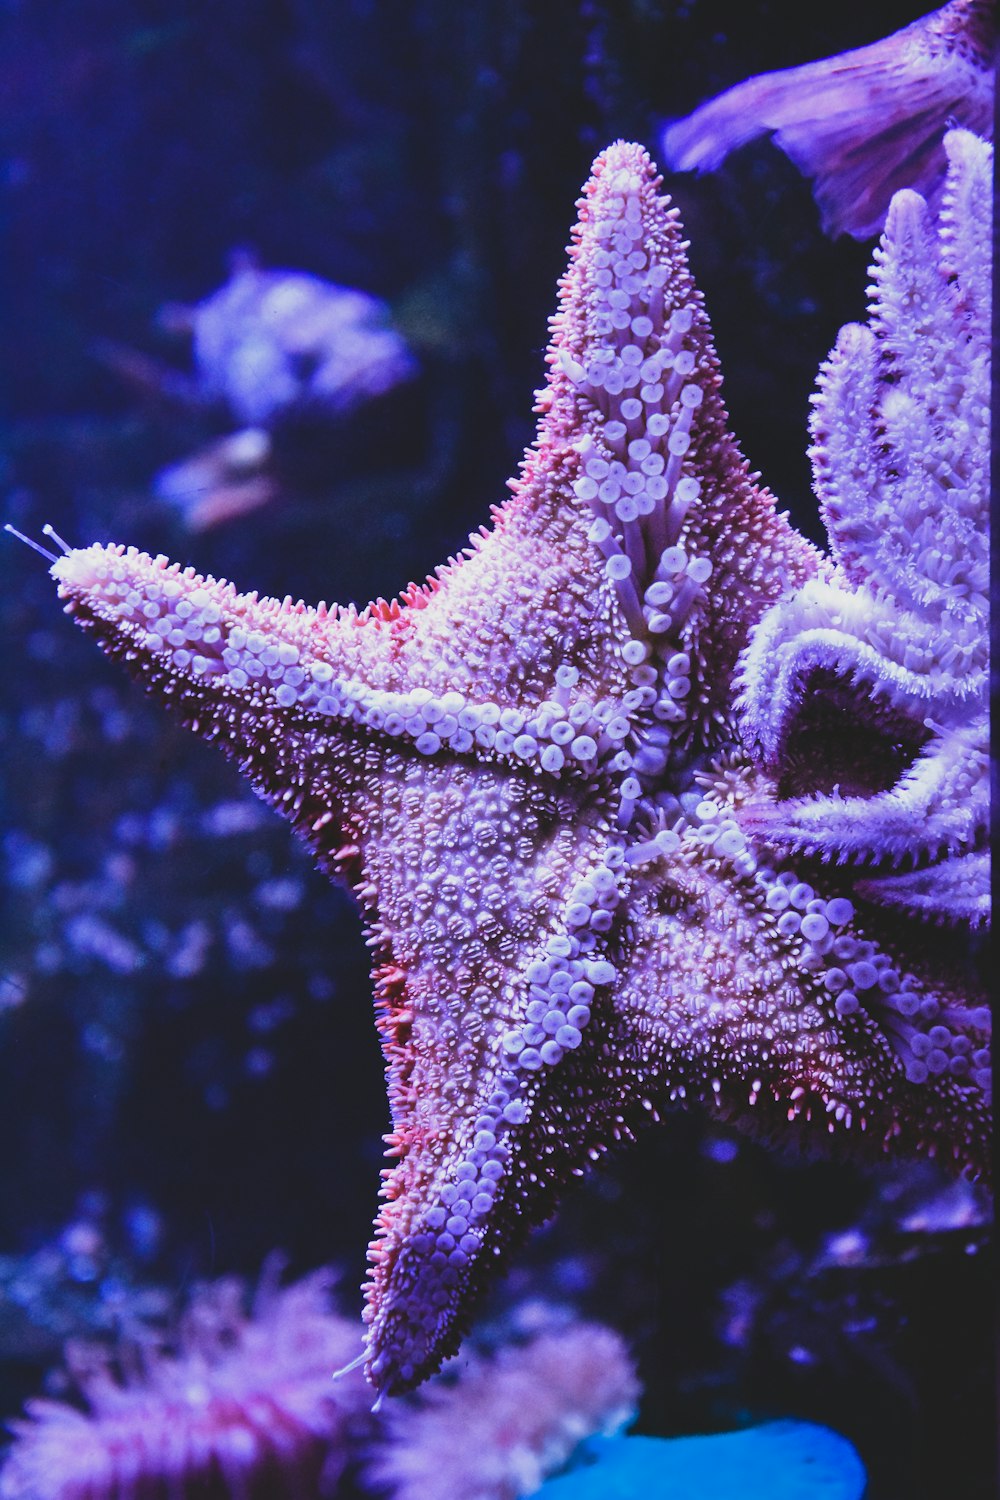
[[41, 139, 990, 1394]]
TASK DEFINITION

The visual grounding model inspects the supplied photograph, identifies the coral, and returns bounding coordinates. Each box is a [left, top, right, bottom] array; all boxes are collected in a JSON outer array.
[[180, 255, 416, 427], [662, 0, 995, 238], [1, 1275, 642, 1500], [367, 1320, 639, 1500], [0, 1266, 371, 1499]]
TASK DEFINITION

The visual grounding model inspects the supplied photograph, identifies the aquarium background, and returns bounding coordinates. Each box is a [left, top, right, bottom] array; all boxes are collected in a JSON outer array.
[[0, 2, 992, 1497]]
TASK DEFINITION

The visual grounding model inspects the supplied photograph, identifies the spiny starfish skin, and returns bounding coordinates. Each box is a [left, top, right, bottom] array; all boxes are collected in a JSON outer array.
[[738, 130, 990, 926], [41, 143, 989, 1395]]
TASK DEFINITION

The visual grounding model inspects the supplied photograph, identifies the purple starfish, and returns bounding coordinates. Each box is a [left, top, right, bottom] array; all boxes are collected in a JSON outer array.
[[10, 136, 990, 1395]]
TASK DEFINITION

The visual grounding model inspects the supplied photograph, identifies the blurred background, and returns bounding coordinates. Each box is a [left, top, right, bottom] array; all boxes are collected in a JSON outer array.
[[0, 3, 992, 1497]]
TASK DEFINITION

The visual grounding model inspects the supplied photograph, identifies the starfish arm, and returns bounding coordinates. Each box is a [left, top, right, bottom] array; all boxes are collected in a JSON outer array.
[[48, 543, 419, 848], [856, 846, 991, 927], [616, 840, 990, 1166], [508, 140, 818, 766], [46, 531, 632, 812], [357, 759, 631, 1394], [736, 576, 983, 768], [738, 719, 989, 871]]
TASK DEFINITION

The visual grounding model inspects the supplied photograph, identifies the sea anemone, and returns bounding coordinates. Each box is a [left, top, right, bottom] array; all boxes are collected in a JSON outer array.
[[0, 1263, 371, 1499], [367, 1319, 640, 1500]]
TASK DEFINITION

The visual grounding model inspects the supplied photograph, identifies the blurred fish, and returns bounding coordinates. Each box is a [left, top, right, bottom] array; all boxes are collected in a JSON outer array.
[[661, 0, 996, 237]]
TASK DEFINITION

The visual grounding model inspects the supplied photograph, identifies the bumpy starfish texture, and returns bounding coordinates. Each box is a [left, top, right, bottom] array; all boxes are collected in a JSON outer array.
[[33, 143, 989, 1396], [738, 130, 990, 928]]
